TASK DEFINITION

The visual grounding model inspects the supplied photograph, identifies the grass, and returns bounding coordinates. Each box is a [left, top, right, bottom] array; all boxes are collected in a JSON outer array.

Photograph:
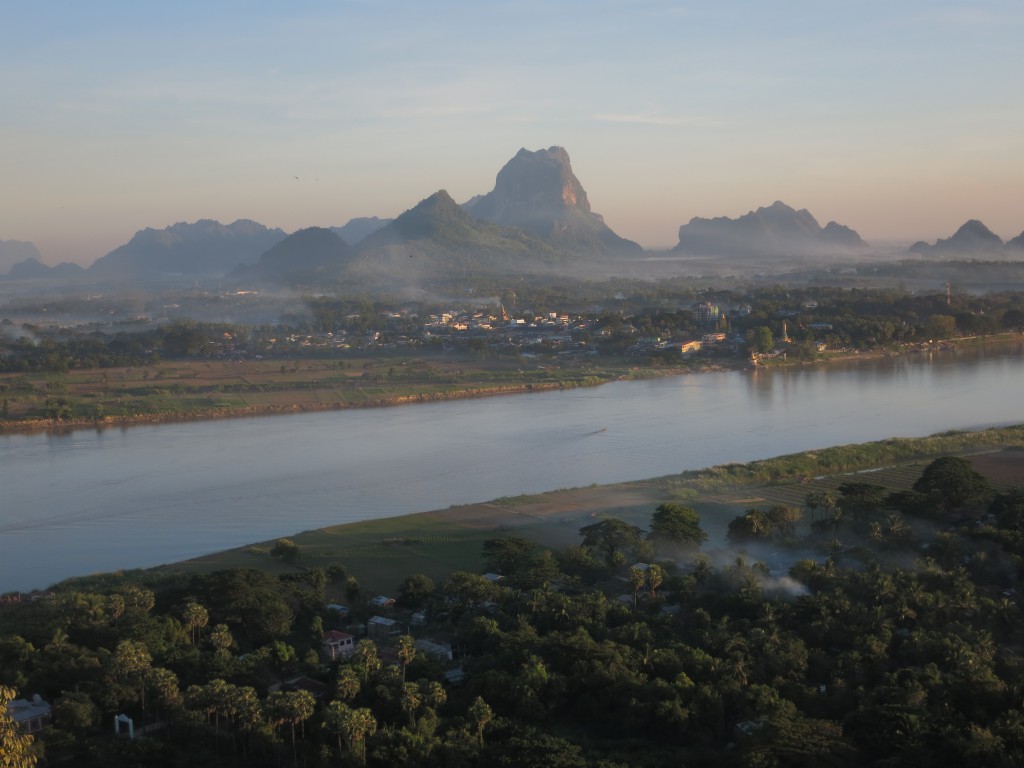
[[0, 354, 646, 430]]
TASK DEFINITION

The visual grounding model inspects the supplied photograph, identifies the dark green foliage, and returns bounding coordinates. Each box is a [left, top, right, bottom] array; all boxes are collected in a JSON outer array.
[[269, 538, 300, 563], [482, 536, 537, 577], [836, 481, 888, 516], [649, 503, 707, 547], [913, 456, 994, 509], [990, 488, 1024, 530], [579, 518, 646, 567], [396, 574, 434, 610], [193, 569, 294, 645], [727, 505, 801, 544], [4, 448, 1024, 767]]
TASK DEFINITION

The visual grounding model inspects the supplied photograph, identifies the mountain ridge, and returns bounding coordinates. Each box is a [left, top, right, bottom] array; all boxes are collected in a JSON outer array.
[[673, 201, 868, 257]]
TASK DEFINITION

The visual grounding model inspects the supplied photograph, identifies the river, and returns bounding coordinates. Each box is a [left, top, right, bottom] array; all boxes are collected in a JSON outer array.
[[2, 340, 1023, 592]]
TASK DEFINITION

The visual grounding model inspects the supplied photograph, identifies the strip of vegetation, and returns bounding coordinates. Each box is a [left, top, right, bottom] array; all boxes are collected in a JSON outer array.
[[659, 425, 1024, 494]]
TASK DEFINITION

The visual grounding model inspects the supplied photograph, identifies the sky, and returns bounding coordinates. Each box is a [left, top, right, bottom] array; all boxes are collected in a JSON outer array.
[[2, 0, 1023, 265]]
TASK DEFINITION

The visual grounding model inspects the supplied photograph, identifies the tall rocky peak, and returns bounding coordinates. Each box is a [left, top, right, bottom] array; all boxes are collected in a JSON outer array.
[[471, 146, 591, 219], [465, 146, 640, 255], [674, 201, 867, 257]]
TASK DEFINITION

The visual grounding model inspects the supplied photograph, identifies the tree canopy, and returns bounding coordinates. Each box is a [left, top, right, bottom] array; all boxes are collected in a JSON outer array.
[[648, 503, 707, 547], [913, 456, 993, 508]]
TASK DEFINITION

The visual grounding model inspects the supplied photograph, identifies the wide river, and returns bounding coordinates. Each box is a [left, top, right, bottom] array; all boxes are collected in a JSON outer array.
[[3, 341, 1023, 592]]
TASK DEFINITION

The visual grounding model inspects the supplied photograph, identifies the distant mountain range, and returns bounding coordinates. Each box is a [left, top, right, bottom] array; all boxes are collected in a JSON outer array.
[[673, 201, 867, 257], [88, 219, 287, 279], [0, 240, 42, 274], [239, 190, 564, 287], [909, 220, 1024, 258], [5, 146, 1024, 284]]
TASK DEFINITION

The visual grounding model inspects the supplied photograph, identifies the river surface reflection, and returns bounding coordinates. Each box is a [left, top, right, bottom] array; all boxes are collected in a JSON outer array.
[[2, 341, 1022, 591]]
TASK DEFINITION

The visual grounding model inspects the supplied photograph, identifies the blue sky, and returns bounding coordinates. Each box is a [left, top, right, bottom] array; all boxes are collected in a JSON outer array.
[[2, 1, 1022, 264]]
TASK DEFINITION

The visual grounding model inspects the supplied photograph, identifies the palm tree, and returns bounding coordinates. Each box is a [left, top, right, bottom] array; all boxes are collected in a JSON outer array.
[[265, 689, 315, 766], [400, 682, 423, 726], [338, 705, 377, 765], [628, 567, 646, 610], [467, 696, 493, 747], [182, 602, 209, 645], [397, 634, 416, 683]]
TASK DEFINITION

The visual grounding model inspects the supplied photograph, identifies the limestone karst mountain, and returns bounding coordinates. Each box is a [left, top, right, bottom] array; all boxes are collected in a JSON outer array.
[[909, 220, 1006, 258], [349, 189, 562, 283], [464, 146, 642, 255], [673, 201, 868, 257], [234, 227, 354, 283], [87, 219, 287, 279]]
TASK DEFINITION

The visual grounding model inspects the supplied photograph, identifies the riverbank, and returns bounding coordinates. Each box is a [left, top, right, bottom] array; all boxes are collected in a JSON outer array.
[[153, 425, 1024, 595], [4, 332, 1021, 436], [0, 355, 641, 435]]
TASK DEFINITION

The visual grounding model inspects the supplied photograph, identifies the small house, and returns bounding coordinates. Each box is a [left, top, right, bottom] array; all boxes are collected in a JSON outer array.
[[414, 638, 454, 662], [323, 630, 356, 660], [367, 615, 401, 641], [368, 595, 396, 612], [7, 695, 51, 734]]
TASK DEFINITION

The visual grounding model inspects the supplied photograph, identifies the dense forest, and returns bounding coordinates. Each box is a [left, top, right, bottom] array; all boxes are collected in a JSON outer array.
[[4, 456, 1024, 766]]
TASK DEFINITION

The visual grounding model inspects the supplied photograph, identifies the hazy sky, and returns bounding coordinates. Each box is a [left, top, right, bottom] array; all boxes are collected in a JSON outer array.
[[3, 1, 1023, 265]]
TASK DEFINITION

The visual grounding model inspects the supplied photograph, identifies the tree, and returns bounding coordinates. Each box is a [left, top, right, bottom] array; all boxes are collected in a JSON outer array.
[[354, 640, 381, 683], [265, 689, 315, 763], [110, 639, 153, 716], [991, 488, 1024, 530], [209, 623, 234, 653], [482, 536, 536, 576], [306, 567, 328, 602], [0, 684, 37, 768], [397, 574, 435, 610], [646, 563, 665, 597], [727, 508, 771, 544], [442, 571, 498, 609], [270, 538, 300, 563], [766, 504, 802, 539], [468, 696, 494, 747], [579, 518, 644, 567], [397, 634, 417, 683], [649, 503, 707, 547], [327, 703, 377, 765], [752, 325, 774, 353], [197, 569, 294, 644], [913, 456, 993, 509], [335, 667, 361, 701], [182, 601, 209, 645], [628, 567, 647, 610], [400, 682, 423, 725], [836, 481, 887, 518]]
